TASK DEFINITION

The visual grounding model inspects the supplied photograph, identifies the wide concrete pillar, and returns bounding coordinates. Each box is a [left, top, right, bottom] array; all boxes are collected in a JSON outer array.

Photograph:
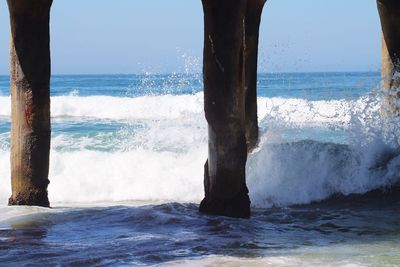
[[199, 0, 250, 218], [377, 0, 400, 116], [7, 0, 52, 207], [245, 0, 266, 151]]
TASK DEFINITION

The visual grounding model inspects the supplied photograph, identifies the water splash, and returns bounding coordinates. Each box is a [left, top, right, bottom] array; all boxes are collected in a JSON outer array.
[[0, 79, 399, 207]]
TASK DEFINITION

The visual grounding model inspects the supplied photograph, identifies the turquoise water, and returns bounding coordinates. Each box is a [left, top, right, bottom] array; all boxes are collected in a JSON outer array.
[[1, 72, 400, 266]]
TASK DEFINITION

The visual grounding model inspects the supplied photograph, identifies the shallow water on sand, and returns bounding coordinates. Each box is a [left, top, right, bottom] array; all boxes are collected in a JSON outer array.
[[1, 199, 399, 266]]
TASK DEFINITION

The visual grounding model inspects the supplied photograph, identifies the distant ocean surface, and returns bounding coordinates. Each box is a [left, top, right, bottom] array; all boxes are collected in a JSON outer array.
[[1, 72, 400, 266]]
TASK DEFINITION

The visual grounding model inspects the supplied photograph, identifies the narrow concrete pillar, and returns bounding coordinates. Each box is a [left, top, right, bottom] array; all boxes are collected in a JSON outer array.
[[377, 0, 400, 116], [245, 0, 266, 151], [7, 0, 52, 207], [199, 0, 250, 218]]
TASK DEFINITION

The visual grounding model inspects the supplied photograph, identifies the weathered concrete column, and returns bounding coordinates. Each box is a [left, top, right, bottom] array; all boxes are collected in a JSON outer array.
[[377, 0, 400, 116], [199, 0, 251, 218], [245, 0, 266, 151], [7, 0, 52, 207]]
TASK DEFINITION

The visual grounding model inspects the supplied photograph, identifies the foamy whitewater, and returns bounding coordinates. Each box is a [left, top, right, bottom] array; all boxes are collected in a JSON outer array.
[[0, 73, 399, 266]]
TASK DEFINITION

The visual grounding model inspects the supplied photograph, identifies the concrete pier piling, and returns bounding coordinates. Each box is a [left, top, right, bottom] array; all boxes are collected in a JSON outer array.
[[7, 0, 53, 207], [199, 0, 251, 218], [377, 0, 400, 116]]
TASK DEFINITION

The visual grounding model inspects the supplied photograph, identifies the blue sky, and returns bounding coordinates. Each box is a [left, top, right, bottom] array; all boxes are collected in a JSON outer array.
[[0, 0, 381, 74]]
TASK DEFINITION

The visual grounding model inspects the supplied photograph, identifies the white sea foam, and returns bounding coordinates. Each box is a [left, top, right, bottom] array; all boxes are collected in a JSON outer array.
[[0, 91, 399, 207], [248, 138, 400, 208], [0, 147, 206, 205], [0, 93, 364, 127], [48, 148, 206, 204], [0, 150, 10, 205], [0, 94, 204, 120], [257, 97, 359, 127], [0, 96, 10, 119]]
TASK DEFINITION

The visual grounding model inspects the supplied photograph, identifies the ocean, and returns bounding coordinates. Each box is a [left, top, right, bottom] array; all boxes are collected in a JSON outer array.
[[0, 72, 400, 266]]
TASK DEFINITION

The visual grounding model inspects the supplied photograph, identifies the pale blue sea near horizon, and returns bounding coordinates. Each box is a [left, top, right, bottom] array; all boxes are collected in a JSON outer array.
[[0, 72, 400, 266]]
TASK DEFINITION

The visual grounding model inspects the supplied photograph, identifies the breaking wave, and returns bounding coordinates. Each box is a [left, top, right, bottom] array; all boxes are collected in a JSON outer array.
[[0, 87, 399, 207]]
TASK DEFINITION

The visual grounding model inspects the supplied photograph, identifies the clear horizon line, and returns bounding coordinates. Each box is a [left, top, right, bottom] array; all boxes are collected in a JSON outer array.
[[0, 70, 381, 77]]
